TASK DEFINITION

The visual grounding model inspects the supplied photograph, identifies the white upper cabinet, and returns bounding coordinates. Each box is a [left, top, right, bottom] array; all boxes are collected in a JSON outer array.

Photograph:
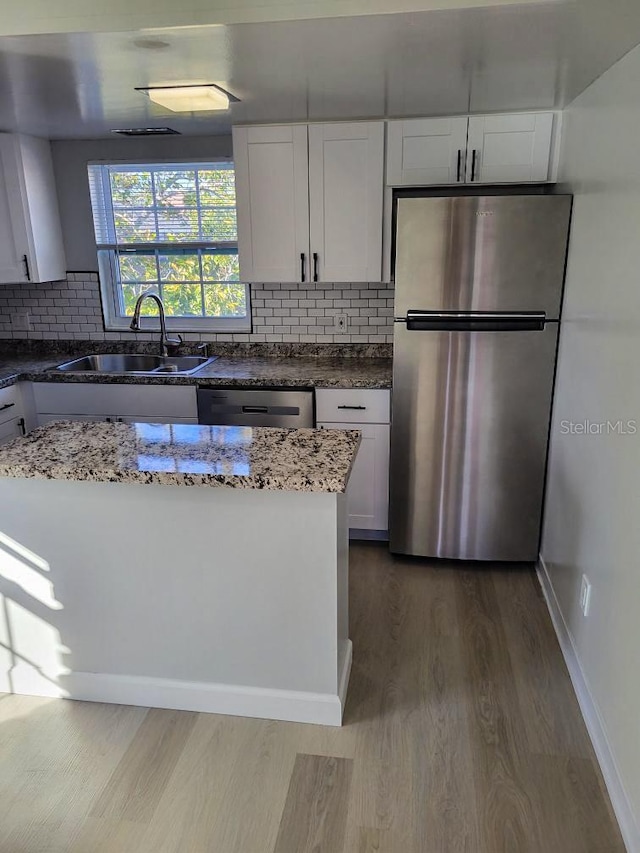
[[0, 133, 66, 284], [466, 113, 555, 184], [233, 124, 310, 283], [386, 117, 469, 186], [234, 121, 385, 283], [386, 112, 557, 186], [308, 122, 384, 282]]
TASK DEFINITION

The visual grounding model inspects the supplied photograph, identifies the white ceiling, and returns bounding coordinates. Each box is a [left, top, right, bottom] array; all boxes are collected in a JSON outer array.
[[0, 1, 638, 139], [0, 0, 564, 38]]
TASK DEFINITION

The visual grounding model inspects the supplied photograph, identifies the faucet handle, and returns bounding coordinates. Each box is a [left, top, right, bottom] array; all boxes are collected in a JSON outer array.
[[163, 333, 183, 356], [196, 342, 209, 357]]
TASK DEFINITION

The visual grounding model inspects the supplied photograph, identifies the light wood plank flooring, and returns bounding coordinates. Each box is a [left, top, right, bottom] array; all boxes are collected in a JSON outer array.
[[0, 543, 624, 852]]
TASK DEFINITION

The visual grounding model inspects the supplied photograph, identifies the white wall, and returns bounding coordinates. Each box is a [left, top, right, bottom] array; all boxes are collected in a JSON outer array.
[[541, 42, 640, 849]]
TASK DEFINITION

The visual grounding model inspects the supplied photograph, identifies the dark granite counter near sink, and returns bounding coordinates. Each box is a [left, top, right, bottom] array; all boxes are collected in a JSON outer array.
[[0, 354, 64, 389], [0, 351, 393, 391]]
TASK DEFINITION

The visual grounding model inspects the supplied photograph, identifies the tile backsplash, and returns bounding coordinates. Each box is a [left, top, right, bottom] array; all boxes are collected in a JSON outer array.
[[0, 274, 394, 345]]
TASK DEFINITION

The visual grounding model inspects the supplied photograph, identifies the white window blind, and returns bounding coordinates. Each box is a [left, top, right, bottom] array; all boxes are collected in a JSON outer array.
[[87, 161, 250, 331]]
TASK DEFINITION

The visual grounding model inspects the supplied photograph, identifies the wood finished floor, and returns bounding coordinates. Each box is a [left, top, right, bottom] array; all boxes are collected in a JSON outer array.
[[0, 543, 624, 853]]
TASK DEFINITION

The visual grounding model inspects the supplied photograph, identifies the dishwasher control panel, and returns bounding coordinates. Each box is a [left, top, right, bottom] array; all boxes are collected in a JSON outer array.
[[197, 387, 315, 428]]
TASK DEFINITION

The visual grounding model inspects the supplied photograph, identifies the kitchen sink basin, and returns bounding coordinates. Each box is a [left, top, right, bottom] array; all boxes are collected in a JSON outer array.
[[53, 353, 218, 376]]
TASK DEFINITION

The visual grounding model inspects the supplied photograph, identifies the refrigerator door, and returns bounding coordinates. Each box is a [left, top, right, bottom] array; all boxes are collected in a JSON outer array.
[[394, 195, 572, 320], [389, 321, 559, 561]]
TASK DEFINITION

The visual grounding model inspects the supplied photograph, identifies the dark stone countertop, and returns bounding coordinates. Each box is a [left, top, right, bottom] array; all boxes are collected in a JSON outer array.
[[0, 354, 392, 391]]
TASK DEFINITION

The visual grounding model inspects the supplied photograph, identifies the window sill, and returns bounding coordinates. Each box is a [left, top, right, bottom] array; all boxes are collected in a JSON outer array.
[[103, 317, 252, 334]]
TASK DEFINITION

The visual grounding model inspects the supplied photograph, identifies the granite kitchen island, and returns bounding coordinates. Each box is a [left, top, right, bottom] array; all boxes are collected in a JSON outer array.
[[0, 421, 359, 725]]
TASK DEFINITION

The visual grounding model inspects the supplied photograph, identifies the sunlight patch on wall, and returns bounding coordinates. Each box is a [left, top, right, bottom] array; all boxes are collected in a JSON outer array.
[[0, 532, 62, 610]]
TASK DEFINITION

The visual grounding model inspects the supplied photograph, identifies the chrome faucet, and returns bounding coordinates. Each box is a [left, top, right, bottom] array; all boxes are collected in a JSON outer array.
[[129, 293, 183, 356]]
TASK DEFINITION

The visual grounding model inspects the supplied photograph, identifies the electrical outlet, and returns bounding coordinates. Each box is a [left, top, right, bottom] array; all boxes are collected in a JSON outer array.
[[11, 311, 31, 332], [580, 575, 592, 617], [335, 314, 348, 334]]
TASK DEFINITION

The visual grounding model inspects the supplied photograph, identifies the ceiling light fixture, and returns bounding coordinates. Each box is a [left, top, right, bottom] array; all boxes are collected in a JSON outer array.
[[136, 84, 239, 113]]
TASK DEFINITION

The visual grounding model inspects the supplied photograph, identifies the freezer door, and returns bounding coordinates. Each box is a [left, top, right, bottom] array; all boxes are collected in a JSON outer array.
[[389, 322, 559, 561], [394, 195, 572, 319]]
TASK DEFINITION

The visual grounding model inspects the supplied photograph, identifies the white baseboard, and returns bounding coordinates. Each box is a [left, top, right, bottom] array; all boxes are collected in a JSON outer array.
[[537, 556, 639, 852], [8, 660, 353, 727]]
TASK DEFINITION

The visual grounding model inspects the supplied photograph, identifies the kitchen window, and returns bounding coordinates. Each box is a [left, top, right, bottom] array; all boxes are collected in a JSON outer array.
[[88, 162, 250, 332]]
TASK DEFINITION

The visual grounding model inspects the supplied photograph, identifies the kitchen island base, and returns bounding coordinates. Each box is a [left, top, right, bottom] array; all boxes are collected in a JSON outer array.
[[0, 479, 351, 726]]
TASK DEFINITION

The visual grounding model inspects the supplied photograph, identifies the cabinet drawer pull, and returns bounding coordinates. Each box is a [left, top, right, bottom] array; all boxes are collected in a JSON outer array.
[[22, 254, 31, 281], [337, 405, 366, 410], [313, 252, 319, 283], [300, 252, 306, 282], [456, 149, 462, 182], [0, 402, 15, 412], [471, 149, 478, 182]]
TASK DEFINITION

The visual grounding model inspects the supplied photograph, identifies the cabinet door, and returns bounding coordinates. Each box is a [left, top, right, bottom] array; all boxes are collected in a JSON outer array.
[[16, 134, 66, 282], [0, 417, 24, 445], [466, 113, 554, 183], [308, 122, 384, 282], [386, 117, 469, 186], [233, 124, 310, 283], [319, 422, 390, 532], [0, 384, 21, 425], [0, 136, 29, 283], [0, 134, 66, 284], [33, 383, 197, 421], [315, 388, 390, 424]]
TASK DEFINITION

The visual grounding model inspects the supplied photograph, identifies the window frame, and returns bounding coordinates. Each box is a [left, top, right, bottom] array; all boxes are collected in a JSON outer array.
[[90, 159, 251, 333]]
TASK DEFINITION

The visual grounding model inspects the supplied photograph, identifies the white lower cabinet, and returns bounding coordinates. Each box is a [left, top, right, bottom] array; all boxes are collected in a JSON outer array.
[[33, 383, 198, 426], [319, 421, 389, 534], [316, 389, 390, 536], [0, 417, 25, 444], [0, 384, 26, 445]]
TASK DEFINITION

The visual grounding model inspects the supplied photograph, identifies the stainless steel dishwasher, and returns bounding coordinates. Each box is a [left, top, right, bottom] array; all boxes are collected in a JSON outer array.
[[197, 387, 315, 428]]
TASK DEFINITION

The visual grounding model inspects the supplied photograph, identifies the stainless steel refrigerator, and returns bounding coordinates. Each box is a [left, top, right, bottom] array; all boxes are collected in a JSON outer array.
[[389, 194, 572, 561]]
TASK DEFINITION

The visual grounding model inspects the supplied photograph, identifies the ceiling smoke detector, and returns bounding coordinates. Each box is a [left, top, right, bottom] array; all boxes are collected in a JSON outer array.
[[135, 84, 240, 113]]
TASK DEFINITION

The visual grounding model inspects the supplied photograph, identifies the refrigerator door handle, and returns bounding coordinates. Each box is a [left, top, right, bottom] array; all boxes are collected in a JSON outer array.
[[397, 310, 547, 332]]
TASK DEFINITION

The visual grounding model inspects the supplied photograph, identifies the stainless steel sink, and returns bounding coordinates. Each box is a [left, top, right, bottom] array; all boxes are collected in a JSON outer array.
[[53, 353, 218, 376]]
